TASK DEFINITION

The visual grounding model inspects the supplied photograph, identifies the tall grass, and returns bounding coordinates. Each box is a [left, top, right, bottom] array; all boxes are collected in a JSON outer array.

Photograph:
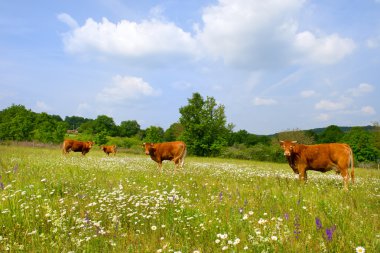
[[0, 146, 379, 252]]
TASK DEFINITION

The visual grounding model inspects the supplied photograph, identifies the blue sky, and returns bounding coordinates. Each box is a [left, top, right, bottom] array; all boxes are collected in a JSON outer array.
[[0, 0, 379, 135]]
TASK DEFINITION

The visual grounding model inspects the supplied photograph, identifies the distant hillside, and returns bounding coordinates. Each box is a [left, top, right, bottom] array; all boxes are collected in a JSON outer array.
[[308, 125, 375, 135], [269, 125, 376, 136]]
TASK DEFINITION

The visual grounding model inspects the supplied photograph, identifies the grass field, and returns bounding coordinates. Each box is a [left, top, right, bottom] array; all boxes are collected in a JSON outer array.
[[0, 145, 379, 252]]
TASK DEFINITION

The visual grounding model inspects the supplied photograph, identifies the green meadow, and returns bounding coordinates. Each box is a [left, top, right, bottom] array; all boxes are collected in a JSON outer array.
[[0, 145, 379, 252]]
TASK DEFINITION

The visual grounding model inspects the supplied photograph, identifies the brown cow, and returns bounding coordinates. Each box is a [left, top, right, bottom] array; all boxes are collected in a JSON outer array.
[[143, 141, 187, 172], [280, 140, 354, 190], [62, 139, 94, 156], [101, 145, 117, 156]]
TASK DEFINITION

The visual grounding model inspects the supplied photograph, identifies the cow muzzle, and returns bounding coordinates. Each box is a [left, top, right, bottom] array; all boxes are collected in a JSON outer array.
[[284, 151, 291, 156]]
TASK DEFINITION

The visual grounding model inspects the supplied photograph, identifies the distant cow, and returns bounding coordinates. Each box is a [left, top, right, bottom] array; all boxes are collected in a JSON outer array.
[[280, 140, 354, 190], [143, 141, 187, 172], [101, 145, 117, 156], [62, 139, 94, 156]]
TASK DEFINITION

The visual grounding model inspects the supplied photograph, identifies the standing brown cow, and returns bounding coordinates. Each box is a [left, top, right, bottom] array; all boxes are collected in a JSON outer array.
[[280, 140, 354, 190], [62, 139, 94, 156], [143, 141, 187, 172], [101, 145, 117, 156]]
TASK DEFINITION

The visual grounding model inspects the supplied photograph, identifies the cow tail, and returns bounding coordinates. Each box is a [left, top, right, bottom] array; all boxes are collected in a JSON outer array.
[[180, 144, 187, 168], [62, 142, 66, 154], [349, 146, 355, 184]]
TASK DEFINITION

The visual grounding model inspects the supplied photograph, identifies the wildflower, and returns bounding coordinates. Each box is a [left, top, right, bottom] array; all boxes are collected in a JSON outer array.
[[233, 238, 240, 245], [356, 246, 365, 253], [315, 217, 322, 230], [325, 228, 333, 241], [271, 235, 278, 241], [41, 178, 47, 183], [151, 225, 157, 231], [242, 214, 248, 220], [215, 239, 221, 244], [193, 251, 200, 253], [258, 218, 267, 224], [222, 246, 228, 251]]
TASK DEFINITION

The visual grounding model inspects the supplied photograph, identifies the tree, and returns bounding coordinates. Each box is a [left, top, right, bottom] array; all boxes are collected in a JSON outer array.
[[33, 112, 68, 143], [144, 126, 164, 143], [90, 115, 118, 136], [0, 104, 35, 141], [179, 92, 230, 156], [164, 122, 184, 141], [276, 129, 315, 145], [119, 120, 141, 137], [342, 127, 379, 162], [318, 125, 344, 143], [64, 116, 91, 130]]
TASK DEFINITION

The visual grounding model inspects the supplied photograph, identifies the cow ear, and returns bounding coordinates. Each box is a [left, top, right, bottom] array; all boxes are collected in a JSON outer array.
[[280, 140, 284, 144]]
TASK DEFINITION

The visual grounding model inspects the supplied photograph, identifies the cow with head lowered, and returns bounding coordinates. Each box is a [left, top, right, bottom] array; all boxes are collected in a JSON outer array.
[[280, 140, 354, 190], [143, 141, 187, 172], [101, 145, 117, 156], [62, 139, 94, 156]]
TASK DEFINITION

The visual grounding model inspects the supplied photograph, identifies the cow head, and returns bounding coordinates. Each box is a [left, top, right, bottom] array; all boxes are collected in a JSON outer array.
[[142, 143, 155, 155], [280, 140, 298, 156], [87, 141, 94, 148]]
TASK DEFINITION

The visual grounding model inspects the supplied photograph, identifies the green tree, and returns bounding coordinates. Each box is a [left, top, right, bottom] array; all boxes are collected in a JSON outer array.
[[0, 104, 35, 141], [94, 131, 108, 145], [318, 125, 344, 143], [144, 126, 164, 143], [276, 128, 315, 145], [33, 112, 68, 143], [64, 116, 91, 130], [164, 122, 184, 141], [119, 120, 141, 137], [342, 127, 379, 162], [86, 115, 118, 136], [179, 92, 230, 156]]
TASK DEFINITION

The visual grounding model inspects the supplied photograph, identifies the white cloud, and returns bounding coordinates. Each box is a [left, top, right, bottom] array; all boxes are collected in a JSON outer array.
[[348, 83, 374, 96], [61, 17, 196, 60], [57, 13, 78, 29], [361, 106, 376, 115], [59, 0, 355, 68], [316, 113, 330, 121], [35, 101, 52, 112], [253, 97, 277, 106], [315, 100, 347, 111], [300, 89, 316, 98], [294, 31, 355, 64], [97, 75, 159, 103]]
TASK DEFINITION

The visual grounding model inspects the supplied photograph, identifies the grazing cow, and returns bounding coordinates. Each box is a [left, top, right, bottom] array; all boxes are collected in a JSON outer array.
[[280, 140, 354, 190], [101, 145, 117, 156], [143, 141, 187, 172], [62, 139, 94, 156]]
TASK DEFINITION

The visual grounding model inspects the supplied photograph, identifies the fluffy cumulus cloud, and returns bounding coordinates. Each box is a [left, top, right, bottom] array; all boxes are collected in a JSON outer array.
[[96, 75, 159, 103], [361, 106, 376, 115], [294, 32, 355, 64], [60, 15, 196, 60], [315, 100, 347, 111], [348, 83, 374, 96], [59, 0, 355, 68], [300, 90, 316, 98], [253, 97, 277, 106]]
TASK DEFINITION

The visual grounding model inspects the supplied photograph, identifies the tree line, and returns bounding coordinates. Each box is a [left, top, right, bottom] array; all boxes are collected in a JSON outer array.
[[1, 93, 379, 165]]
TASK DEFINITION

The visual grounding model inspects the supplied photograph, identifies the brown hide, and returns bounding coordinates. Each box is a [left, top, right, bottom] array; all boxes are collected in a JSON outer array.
[[280, 140, 354, 190], [62, 139, 94, 156], [101, 145, 117, 156], [142, 141, 187, 172]]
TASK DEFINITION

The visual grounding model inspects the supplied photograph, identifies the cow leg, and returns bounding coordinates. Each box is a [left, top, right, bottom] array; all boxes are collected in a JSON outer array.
[[340, 168, 349, 191], [298, 167, 307, 183], [157, 162, 163, 173]]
